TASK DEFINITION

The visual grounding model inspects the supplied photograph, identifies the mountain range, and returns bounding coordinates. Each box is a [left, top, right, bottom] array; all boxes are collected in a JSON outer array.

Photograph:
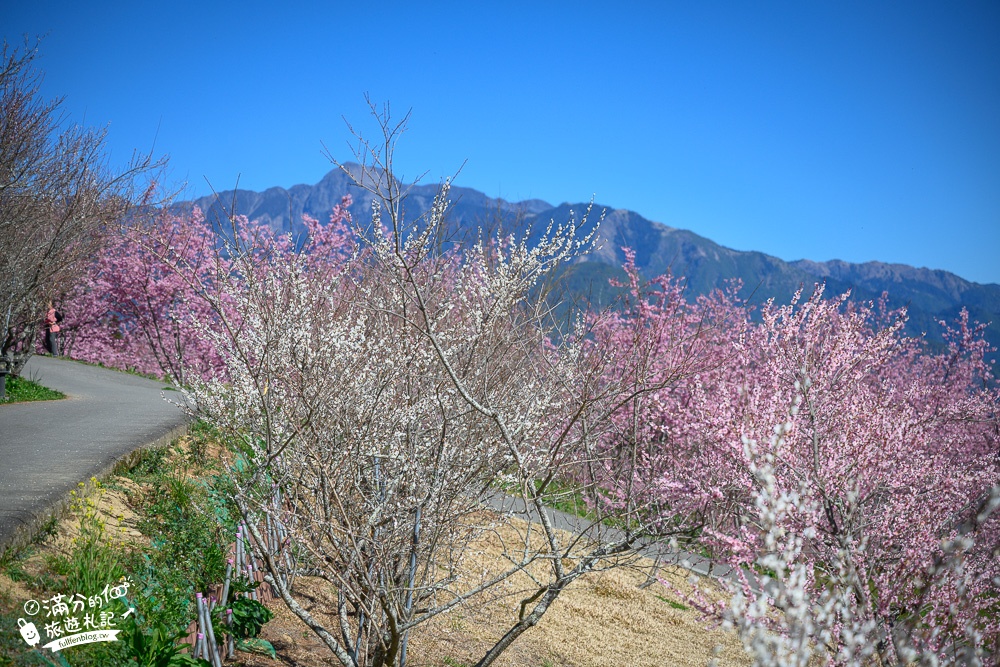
[[177, 165, 1000, 360]]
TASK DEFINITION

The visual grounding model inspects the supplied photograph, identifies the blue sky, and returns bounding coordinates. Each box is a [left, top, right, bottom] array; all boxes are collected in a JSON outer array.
[[5, 0, 999, 284]]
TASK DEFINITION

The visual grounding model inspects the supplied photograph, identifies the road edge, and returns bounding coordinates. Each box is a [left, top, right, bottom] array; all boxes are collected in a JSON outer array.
[[0, 421, 190, 560]]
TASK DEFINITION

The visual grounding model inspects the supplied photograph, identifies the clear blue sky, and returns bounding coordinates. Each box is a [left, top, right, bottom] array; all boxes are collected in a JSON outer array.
[[5, 0, 999, 284]]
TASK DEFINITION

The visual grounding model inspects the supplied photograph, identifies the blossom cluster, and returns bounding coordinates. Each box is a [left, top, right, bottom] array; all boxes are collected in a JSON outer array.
[[590, 277, 1000, 663], [62, 195, 355, 385]]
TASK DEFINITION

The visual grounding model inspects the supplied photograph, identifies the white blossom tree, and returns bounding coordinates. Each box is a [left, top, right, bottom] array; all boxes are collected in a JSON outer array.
[[183, 103, 718, 667]]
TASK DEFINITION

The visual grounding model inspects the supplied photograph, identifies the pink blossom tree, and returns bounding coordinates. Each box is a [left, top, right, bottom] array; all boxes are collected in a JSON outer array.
[[621, 285, 1000, 664], [62, 195, 355, 385], [63, 206, 224, 382], [571, 248, 747, 543]]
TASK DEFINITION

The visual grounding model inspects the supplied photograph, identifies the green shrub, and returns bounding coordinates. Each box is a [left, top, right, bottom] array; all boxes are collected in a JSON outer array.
[[118, 620, 210, 667]]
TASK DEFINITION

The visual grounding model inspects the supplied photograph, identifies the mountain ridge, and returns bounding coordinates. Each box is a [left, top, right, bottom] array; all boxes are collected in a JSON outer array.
[[175, 166, 999, 356]]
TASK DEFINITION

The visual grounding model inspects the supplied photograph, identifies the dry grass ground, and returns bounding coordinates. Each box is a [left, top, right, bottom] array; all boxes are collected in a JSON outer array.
[[0, 478, 140, 605], [240, 515, 750, 667], [0, 435, 750, 666]]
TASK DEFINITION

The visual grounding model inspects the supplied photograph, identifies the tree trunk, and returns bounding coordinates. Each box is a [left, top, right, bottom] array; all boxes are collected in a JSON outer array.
[[473, 583, 566, 667]]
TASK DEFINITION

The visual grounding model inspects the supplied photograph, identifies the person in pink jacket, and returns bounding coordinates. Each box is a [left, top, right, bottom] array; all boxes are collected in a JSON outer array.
[[43, 301, 62, 356]]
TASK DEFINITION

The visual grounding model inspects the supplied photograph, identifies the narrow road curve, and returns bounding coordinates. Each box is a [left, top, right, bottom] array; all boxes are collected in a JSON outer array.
[[0, 356, 190, 553]]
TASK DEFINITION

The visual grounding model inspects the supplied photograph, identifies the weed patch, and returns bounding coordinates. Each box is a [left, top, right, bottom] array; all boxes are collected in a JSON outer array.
[[0, 376, 64, 404]]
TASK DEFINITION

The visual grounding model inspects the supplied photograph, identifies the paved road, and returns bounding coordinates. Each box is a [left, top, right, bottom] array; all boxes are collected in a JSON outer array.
[[0, 356, 190, 553], [485, 492, 762, 593]]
